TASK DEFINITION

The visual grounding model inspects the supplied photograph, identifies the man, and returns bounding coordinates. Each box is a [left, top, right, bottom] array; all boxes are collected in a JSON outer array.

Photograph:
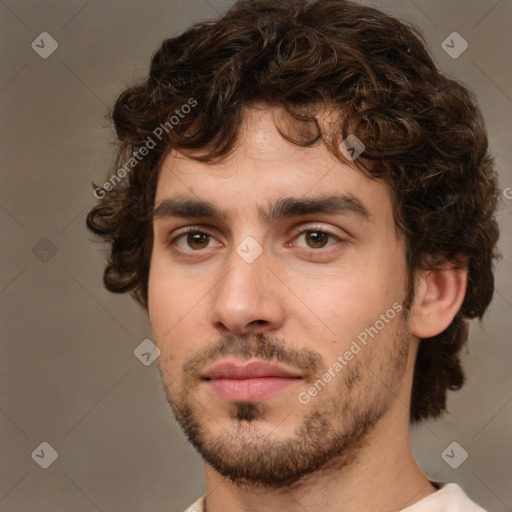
[[87, 0, 499, 510]]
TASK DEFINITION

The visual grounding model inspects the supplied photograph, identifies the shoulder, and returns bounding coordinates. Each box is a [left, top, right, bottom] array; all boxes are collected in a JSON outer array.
[[401, 483, 487, 512], [181, 496, 205, 512]]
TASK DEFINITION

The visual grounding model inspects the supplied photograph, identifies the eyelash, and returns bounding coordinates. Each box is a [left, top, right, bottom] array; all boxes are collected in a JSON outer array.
[[168, 225, 343, 252]]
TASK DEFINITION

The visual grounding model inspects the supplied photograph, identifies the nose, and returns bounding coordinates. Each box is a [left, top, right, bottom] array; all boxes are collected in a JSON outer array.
[[210, 247, 286, 337]]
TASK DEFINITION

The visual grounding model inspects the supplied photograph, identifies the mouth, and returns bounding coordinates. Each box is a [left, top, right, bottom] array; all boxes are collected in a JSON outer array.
[[201, 359, 304, 402]]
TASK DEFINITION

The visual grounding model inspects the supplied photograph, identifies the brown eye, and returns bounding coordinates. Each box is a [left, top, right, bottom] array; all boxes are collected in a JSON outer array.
[[171, 228, 221, 253], [305, 231, 330, 248], [186, 232, 210, 250]]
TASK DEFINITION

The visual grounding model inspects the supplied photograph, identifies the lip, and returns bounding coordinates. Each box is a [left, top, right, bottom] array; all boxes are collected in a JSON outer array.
[[203, 359, 303, 380], [202, 359, 303, 402]]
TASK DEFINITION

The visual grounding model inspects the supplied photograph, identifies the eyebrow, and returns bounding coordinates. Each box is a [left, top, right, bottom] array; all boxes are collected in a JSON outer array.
[[152, 194, 373, 223]]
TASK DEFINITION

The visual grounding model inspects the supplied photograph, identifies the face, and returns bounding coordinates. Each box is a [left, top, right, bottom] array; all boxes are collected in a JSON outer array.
[[148, 105, 414, 488]]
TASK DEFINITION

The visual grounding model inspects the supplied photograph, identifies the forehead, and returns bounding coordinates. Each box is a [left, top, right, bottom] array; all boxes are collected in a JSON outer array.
[[154, 105, 394, 223]]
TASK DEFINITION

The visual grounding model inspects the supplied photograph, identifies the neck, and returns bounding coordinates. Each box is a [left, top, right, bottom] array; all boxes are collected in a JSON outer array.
[[202, 396, 436, 512]]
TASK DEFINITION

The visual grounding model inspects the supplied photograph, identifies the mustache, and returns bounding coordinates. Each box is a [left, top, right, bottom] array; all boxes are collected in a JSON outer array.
[[182, 332, 323, 380]]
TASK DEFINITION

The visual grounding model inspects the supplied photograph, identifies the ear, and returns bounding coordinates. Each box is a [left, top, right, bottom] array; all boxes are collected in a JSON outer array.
[[409, 265, 468, 338]]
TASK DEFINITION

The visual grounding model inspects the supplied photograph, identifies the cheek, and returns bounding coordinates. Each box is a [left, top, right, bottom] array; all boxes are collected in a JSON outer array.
[[148, 257, 211, 362], [295, 254, 406, 345], [148, 256, 183, 340]]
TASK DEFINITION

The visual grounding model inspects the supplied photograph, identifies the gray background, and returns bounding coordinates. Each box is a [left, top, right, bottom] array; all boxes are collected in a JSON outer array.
[[1, 0, 511, 511]]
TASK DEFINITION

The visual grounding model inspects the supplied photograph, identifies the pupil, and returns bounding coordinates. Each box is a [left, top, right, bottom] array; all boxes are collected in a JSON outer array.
[[307, 231, 327, 248], [188, 232, 208, 249]]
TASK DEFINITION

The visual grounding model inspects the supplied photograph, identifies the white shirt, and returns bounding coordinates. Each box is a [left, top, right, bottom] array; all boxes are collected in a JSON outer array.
[[182, 483, 487, 512], [401, 483, 487, 512]]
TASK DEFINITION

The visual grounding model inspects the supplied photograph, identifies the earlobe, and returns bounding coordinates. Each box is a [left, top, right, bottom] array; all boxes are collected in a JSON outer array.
[[409, 266, 467, 339]]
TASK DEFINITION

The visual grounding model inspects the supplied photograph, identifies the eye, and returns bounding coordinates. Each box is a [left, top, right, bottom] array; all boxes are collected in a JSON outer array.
[[168, 226, 342, 253], [292, 228, 341, 249], [172, 229, 219, 251]]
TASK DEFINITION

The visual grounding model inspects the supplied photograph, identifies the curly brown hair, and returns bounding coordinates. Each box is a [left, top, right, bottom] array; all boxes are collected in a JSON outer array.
[[86, 0, 500, 423]]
